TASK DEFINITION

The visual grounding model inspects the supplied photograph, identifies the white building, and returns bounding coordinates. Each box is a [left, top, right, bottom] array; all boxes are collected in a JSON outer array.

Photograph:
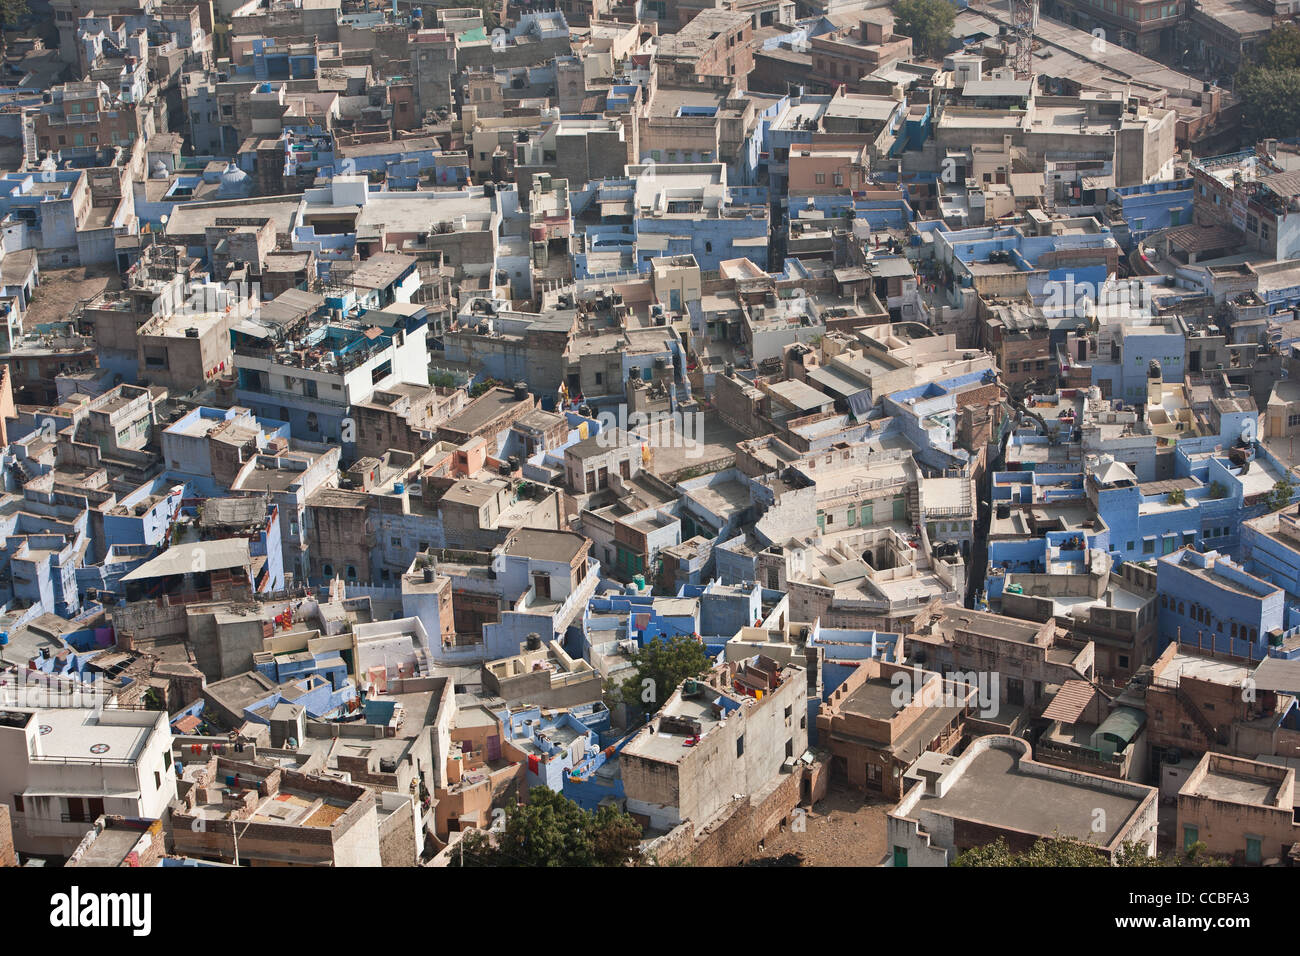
[[0, 706, 176, 858]]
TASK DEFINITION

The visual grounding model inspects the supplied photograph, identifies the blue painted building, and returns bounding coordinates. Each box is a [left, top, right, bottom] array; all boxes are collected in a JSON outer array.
[[1156, 548, 1283, 659]]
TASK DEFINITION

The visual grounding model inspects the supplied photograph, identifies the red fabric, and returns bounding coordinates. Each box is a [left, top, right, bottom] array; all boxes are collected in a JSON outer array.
[[528, 755, 540, 774]]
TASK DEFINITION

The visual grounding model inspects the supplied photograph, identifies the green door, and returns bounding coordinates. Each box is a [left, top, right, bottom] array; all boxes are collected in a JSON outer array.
[[1184, 825, 1199, 854], [893, 845, 908, 868], [1246, 837, 1261, 865], [892, 496, 906, 521], [861, 504, 873, 526], [817, 511, 825, 531]]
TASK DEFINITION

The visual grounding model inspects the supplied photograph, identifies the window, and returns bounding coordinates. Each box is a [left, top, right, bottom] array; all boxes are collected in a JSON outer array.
[[815, 172, 826, 184], [1009, 361, 1019, 373], [800, 715, 807, 729], [784, 705, 792, 720], [154, 772, 162, 789], [1128, 541, 1135, 552], [736, 735, 745, 757], [11, 795, 22, 813], [1143, 539, 1155, 554], [1119, 655, 1130, 669]]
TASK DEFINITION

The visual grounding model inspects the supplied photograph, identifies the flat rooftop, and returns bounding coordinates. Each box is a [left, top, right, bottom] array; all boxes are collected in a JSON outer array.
[[36, 708, 155, 763], [1186, 769, 1280, 807], [915, 744, 1145, 843], [441, 388, 524, 434], [841, 676, 902, 720]]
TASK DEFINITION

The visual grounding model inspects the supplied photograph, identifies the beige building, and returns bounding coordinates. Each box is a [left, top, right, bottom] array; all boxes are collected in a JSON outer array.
[[1177, 752, 1300, 864]]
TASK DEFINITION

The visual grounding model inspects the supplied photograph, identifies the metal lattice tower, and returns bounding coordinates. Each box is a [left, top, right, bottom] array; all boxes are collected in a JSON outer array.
[[1010, 0, 1038, 79]]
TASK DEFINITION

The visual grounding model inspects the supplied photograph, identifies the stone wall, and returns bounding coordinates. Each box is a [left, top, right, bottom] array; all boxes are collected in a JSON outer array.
[[647, 762, 822, 866]]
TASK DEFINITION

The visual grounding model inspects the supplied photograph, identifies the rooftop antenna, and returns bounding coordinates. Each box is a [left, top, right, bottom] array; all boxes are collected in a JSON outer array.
[[1010, 0, 1037, 80]]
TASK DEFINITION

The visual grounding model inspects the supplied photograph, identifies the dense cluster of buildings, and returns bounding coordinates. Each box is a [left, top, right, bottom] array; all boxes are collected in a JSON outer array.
[[0, 0, 1297, 870]]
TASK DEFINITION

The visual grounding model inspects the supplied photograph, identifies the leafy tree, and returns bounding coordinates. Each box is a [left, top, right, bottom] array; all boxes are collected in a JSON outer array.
[[954, 835, 1229, 867], [1261, 22, 1300, 70], [1267, 477, 1296, 512], [453, 787, 641, 866], [1208, 481, 1228, 500], [618, 634, 713, 716], [891, 0, 956, 61], [0, 0, 28, 61], [1236, 66, 1300, 140], [1166, 488, 1186, 506], [953, 835, 1110, 867]]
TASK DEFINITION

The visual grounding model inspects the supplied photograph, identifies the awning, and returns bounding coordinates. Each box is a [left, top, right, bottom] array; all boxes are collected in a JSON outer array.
[[1093, 706, 1144, 744], [1041, 678, 1096, 724]]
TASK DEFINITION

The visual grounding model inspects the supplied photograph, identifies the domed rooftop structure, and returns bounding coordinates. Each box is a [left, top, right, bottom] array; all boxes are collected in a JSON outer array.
[[217, 161, 252, 198]]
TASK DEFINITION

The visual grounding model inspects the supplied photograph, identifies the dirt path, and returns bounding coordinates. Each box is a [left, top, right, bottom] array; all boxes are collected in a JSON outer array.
[[748, 783, 892, 867]]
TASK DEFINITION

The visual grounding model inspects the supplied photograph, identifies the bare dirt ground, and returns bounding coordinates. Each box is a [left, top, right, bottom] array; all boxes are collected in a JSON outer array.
[[746, 783, 892, 867], [25, 265, 120, 327]]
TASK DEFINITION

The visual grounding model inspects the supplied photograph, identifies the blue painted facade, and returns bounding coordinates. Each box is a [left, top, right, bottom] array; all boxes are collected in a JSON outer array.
[[1156, 548, 1283, 659]]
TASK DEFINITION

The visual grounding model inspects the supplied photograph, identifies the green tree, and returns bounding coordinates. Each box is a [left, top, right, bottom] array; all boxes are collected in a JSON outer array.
[[891, 0, 956, 61], [618, 634, 713, 716], [1236, 66, 1300, 140], [0, 0, 29, 62], [1261, 22, 1300, 70], [953, 835, 1110, 867], [1267, 477, 1296, 512], [954, 835, 1230, 867], [453, 787, 641, 866]]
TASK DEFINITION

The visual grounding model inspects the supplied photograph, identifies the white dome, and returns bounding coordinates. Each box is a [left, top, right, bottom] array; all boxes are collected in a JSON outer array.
[[217, 161, 252, 197]]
